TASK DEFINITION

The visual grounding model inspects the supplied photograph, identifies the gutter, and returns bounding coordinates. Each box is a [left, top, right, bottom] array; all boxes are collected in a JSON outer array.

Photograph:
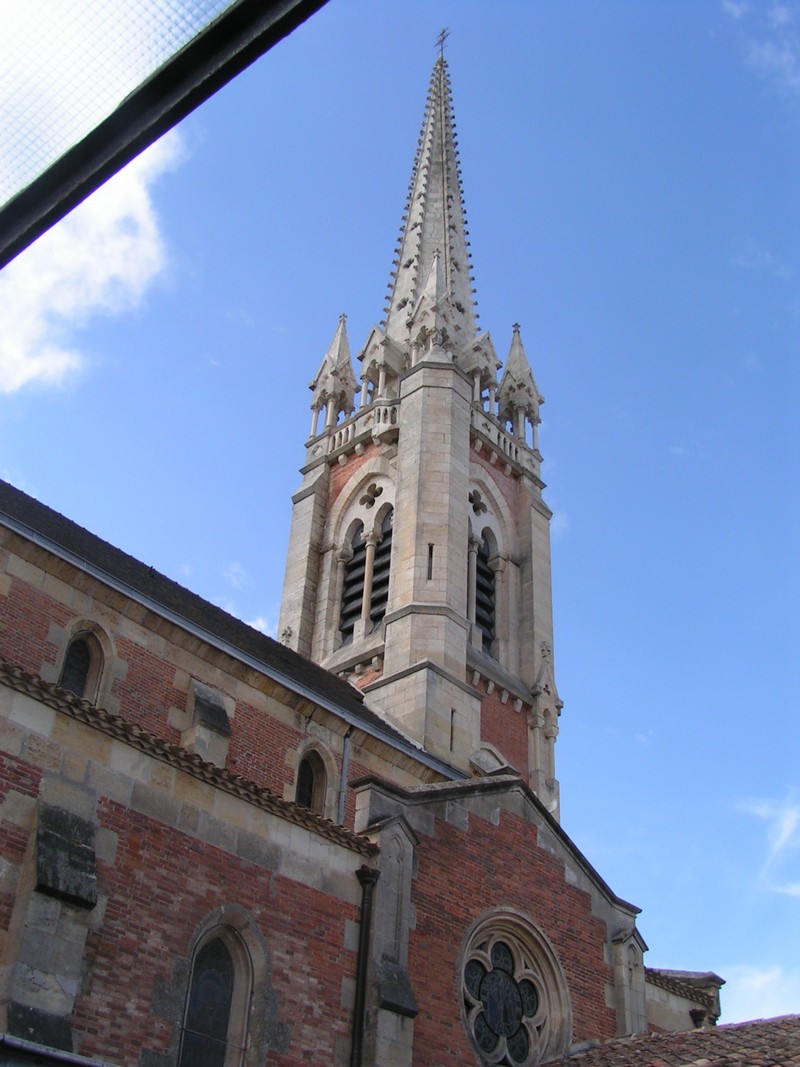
[[0, 1033, 116, 1066]]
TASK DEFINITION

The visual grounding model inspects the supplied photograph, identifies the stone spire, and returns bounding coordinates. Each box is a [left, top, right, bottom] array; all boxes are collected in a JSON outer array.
[[309, 314, 357, 432], [382, 54, 478, 348], [496, 324, 543, 436]]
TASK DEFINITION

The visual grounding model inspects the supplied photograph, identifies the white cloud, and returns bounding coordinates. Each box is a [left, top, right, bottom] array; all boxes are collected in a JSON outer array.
[[0, 131, 183, 394], [550, 509, 570, 539], [725, 0, 800, 96], [721, 963, 800, 1022], [741, 790, 800, 895], [748, 36, 800, 93], [745, 793, 800, 861], [768, 3, 795, 29], [246, 614, 279, 638], [722, 0, 750, 18], [222, 562, 250, 591], [733, 244, 794, 279]]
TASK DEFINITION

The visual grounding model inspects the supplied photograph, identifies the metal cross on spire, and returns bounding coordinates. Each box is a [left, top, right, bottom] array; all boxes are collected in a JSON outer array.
[[436, 27, 449, 57]]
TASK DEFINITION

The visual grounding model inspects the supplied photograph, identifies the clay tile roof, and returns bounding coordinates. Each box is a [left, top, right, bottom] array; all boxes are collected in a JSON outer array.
[[554, 1015, 800, 1066]]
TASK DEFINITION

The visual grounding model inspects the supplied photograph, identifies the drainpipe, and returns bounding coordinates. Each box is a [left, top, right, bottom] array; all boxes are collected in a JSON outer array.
[[337, 727, 353, 825], [351, 864, 380, 1067]]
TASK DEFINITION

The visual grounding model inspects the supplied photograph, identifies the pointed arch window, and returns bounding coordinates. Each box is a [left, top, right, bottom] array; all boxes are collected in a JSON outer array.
[[475, 535, 496, 655], [58, 632, 103, 702], [338, 508, 393, 645], [339, 524, 366, 644], [295, 750, 326, 815], [179, 931, 251, 1067]]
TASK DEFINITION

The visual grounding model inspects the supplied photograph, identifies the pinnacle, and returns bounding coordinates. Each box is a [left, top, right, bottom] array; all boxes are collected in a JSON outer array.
[[497, 324, 543, 422], [309, 314, 358, 414]]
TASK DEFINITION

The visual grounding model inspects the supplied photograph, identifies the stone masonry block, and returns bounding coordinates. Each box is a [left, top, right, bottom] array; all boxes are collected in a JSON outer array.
[[9, 693, 55, 738], [36, 803, 97, 909]]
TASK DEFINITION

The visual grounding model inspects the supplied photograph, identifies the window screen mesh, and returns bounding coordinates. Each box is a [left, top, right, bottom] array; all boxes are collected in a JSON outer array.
[[0, 0, 239, 209]]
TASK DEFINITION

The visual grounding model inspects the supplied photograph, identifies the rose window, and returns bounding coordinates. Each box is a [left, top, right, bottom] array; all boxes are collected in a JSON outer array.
[[461, 913, 571, 1066], [463, 937, 547, 1064]]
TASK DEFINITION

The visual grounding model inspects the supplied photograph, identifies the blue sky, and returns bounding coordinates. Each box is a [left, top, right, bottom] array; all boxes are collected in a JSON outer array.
[[1, 0, 798, 1025]]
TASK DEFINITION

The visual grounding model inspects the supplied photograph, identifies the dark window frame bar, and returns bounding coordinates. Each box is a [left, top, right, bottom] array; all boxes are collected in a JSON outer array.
[[0, 0, 329, 269]]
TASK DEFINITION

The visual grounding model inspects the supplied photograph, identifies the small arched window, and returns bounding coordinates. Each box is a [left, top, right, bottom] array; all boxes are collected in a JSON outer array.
[[179, 932, 251, 1067], [58, 632, 103, 702], [475, 535, 496, 655], [295, 750, 327, 815]]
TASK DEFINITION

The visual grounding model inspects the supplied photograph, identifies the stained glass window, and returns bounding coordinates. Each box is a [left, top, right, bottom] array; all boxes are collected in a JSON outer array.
[[179, 938, 235, 1067], [462, 934, 547, 1066]]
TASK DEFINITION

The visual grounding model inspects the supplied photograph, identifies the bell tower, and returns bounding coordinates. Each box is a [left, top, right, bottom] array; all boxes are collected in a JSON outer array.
[[279, 53, 563, 817]]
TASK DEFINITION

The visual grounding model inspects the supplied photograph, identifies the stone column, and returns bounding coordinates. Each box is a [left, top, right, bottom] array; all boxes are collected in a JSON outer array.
[[360, 535, 378, 625], [467, 536, 479, 624]]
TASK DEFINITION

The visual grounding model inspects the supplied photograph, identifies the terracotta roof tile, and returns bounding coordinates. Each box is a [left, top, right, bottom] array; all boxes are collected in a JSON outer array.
[[556, 1015, 800, 1066]]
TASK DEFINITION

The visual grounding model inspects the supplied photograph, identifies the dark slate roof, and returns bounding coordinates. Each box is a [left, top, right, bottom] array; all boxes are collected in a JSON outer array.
[[556, 1015, 800, 1066], [0, 478, 444, 764]]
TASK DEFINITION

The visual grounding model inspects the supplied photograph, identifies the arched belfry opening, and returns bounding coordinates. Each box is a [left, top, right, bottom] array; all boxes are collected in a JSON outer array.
[[339, 523, 366, 645], [475, 534, 496, 655], [337, 505, 394, 648], [369, 509, 393, 631]]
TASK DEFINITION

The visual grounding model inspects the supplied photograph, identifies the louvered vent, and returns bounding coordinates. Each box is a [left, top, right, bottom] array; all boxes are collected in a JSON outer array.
[[339, 526, 366, 644], [475, 536, 495, 654], [369, 510, 393, 630]]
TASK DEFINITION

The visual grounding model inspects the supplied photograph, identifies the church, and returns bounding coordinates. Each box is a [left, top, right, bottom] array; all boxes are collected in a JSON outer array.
[[0, 49, 795, 1067]]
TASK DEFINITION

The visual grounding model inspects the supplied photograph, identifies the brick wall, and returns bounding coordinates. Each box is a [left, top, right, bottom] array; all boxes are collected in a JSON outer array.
[[0, 540, 437, 832], [477, 679, 529, 775], [74, 800, 359, 1065], [406, 805, 617, 1062], [470, 446, 521, 522], [329, 442, 384, 509]]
